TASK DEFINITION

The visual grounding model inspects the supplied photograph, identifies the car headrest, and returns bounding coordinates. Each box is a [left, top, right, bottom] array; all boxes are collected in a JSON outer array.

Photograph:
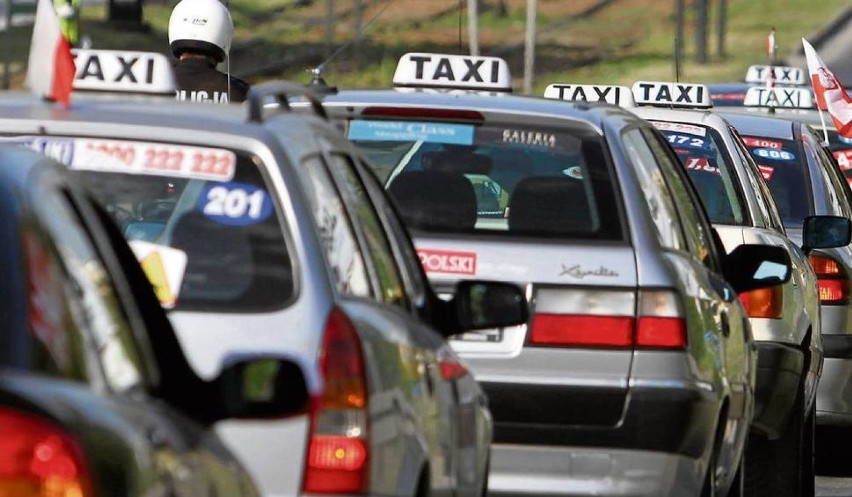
[[387, 171, 477, 232], [508, 176, 591, 235]]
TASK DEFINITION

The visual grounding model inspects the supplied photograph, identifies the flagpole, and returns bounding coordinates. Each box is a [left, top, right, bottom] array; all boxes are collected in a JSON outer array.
[[817, 107, 830, 145]]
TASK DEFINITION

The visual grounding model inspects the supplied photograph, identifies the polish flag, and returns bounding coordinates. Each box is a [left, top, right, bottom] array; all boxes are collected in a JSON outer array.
[[24, 0, 76, 106], [803, 38, 852, 138]]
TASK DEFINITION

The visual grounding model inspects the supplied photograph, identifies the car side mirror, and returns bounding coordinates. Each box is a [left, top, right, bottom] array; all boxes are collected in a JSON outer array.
[[722, 244, 792, 294], [211, 357, 310, 422], [802, 215, 852, 254], [452, 280, 528, 333]]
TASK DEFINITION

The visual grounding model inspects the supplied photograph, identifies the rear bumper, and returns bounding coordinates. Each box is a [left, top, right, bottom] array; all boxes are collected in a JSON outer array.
[[751, 342, 804, 439], [487, 444, 704, 497], [484, 380, 718, 458]]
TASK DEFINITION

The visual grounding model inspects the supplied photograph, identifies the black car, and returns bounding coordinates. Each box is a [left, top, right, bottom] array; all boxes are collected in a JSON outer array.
[[0, 145, 310, 497]]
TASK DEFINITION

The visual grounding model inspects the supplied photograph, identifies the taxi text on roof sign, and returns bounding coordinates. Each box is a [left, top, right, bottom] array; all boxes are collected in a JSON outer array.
[[743, 87, 814, 109], [744, 65, 806, 86], [632, 81, 712, 109], [392, 53, 512, 92], [72, 49, 176, 95], [543, 84, 635, 107]]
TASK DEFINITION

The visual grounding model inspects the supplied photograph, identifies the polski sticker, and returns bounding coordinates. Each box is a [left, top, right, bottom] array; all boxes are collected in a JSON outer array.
[[199, 182, 273, 226]]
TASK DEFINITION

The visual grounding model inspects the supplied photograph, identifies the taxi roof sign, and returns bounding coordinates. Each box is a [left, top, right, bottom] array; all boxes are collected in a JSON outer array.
[[632, 81, 712, 109], [543, 84, 635, 107], [743, 87, 814, 109], [392, 53, 512, 92], [744, 65, 805, 86], [72, 49, 176, 95]]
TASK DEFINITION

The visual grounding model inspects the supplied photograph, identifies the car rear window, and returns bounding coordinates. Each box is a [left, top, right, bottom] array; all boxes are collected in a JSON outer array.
[[651, 121, 746, 225], [348, 120, 625, 241], [740, 135, 811, 224], [826, 130, 852, 186], [3, 136, 294, 313]]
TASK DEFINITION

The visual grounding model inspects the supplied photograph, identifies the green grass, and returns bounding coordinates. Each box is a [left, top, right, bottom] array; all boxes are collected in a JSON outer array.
[[3, 0, 848, 94]]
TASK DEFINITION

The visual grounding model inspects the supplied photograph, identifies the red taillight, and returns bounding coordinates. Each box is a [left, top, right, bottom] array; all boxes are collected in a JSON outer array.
[[361, 107, 484, 122], [738, 285, 784, 318], [303, 307, 369, 494], [439, 360, 469, 380], [0, 408, 94, 497], [636, 317, 687, 348], [809, 254, 850, 304], [527, 289, 687, 350], [529, 314, 633, 347]]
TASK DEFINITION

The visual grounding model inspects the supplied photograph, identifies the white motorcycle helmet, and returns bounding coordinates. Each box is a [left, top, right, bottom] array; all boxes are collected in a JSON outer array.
[[168, 0, 233, 63]]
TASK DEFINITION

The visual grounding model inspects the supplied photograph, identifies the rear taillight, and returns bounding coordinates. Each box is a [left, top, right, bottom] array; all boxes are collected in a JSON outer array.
[[0, 408, 94, 497], [303, 308, 369, 494], [738, 285, 784, 318], [528, 289, 686, 349], [809, 254, 850, 304]]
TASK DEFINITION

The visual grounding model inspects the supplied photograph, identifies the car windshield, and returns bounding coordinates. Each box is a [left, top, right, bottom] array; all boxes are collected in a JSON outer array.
[[739, 135, 811, 224], [349, 120, 625, 241], [3, 136, 294, 313], [652, 121, 745, 225]]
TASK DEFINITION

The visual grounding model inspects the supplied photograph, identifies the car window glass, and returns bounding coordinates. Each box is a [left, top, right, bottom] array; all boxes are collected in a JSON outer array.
[[651, 122, 746, 225], [813, 138, 852, 218], [301, 155, 372, 298], [33, 189, 146, 392], [349, 120, 625, 241], [740, 134, 812, 226], [326, 154, 408, 308], [643, 129, 718, 270], [621, 127, 685, 250], [10, 136, 296, 313], [804, 138, 845, 217], [729, 129, 785, 233]]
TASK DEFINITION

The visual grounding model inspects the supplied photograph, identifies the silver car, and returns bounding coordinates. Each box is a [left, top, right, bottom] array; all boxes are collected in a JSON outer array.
[[308, 55, 801, 496], [723, 111, 852, 475], [0, 68, 528, 497]]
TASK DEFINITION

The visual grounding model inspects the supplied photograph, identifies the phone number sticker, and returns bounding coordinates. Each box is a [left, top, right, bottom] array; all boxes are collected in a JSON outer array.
[[742, 137, 783, 150], [664, 132, 710, 150], [651, 121, 707, 136], [198, 182, 274, 226], [71, 138, 236, 181], [752, 148, 795, 161]]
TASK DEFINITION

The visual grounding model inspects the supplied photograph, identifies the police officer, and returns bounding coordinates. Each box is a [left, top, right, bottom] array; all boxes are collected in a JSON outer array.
[[168, 0, 249, 104]]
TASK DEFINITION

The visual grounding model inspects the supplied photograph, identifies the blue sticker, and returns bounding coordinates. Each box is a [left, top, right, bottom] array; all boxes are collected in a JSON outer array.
[[663, 132, 710, 150], [839, 135, 852, 145], [198, 182, 273, 226], [752, 148, 796, 161], [348, 120, 474, 145]]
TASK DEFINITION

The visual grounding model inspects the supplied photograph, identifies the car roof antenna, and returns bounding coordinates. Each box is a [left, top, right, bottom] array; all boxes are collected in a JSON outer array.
[[307, 0, 397, 95]]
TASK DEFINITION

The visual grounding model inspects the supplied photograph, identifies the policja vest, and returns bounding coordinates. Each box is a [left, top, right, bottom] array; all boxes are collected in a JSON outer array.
[[174, 58, 250, 104]]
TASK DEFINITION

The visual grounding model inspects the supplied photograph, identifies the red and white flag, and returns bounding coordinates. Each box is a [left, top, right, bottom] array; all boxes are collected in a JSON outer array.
[[24, 0, 76, 106], [803, 38, 852, 139]]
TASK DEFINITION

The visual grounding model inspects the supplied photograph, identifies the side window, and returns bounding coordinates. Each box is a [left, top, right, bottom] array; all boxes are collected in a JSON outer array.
[[356, 158, 428, 310], [730, 128, 785, 233], [327, 154, 409, 309], [33, 189, 147, 393], [621, 128, 686, 250], [804, 138, 847, 217], [644, 130, 719, 270], [814, 139, 852, 218], [301, 155, 372, 298]]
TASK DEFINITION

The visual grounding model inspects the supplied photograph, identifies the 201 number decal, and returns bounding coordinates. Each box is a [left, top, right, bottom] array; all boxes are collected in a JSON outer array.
[[199, 182, 273, 226]]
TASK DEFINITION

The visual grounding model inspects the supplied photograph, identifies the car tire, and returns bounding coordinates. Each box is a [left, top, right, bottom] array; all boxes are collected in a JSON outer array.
[[744, 393, 814, 497]]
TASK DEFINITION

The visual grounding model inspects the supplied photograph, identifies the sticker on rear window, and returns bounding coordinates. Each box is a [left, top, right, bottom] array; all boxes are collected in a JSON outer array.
[[500, 128, 557, 148], [198, 182, 273, 226], [757, 165, 775, 180], [664, 133, 710, 150], [742, 137, 783, 150], [834, 150, 852, 170], [684, 157, 720, 175], [752, 148, 795, 161], [839, 135, 852, 145], [418, 248, 477, 275], [651, 121, 707, 136], [348, 120, 474, 145]]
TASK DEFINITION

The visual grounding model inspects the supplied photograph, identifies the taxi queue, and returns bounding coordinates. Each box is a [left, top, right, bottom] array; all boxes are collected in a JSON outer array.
[[1, 48, 850, 497]]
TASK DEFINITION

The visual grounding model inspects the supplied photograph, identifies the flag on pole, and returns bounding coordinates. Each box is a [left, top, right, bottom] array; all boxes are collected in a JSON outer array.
[[802, 38, 852, 138], [25, 0, 76, 106]]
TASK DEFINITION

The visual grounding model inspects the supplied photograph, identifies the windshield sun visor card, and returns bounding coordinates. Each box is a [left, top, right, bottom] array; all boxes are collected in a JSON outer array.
[[198, 182, 274, 226]]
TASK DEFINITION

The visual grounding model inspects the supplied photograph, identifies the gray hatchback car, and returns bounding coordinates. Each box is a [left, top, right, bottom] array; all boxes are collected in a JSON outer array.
[[308, 53, 810, 497]]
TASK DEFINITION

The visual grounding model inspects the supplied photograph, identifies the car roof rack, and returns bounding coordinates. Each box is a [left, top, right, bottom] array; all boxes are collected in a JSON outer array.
[[246, 81, 328, 123]]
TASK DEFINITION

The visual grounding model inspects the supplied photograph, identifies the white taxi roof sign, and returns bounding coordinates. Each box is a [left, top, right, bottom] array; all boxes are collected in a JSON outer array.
[[743, 86, 814, 109], [392, 52, 512, 92], [72, 49, 176, 95], [543, 84, 635, 107], [632, 81, 712, 108], [744, 65, 805, 86]]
